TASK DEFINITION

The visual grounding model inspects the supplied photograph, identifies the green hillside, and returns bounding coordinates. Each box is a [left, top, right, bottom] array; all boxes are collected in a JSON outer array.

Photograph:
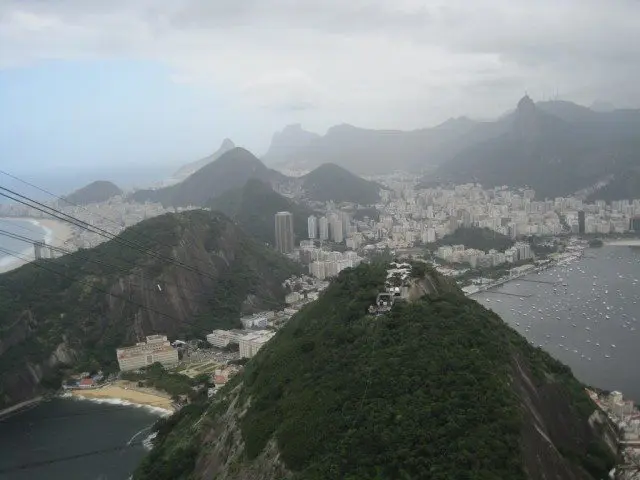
[[0, 210, 299, 409], [134, 263, 615, 480], [302, 163, 381, 204], [207, 179, 315, 246]]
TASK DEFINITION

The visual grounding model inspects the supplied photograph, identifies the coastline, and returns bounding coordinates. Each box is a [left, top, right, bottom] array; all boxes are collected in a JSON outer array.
[[0, 217, 73, 274], [69, 381, 174, 415], [466, 249, 585, 297]]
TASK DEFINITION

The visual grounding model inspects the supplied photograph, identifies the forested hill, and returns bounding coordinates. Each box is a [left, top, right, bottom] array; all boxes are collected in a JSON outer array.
[[207, 179, 315, 246], [63, 180, 122, 205], [134, 263, 616, 480], [130, 148, 284, 207], [0, 210, 299, 410], [301, 163, 381, 204]]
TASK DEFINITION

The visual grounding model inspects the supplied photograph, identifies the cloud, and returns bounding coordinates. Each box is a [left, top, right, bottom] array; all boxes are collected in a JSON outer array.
[[1, 0, 639, 130]]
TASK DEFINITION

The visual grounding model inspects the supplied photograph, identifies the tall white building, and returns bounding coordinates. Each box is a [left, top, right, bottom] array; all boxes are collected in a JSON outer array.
[[307, 215, 317, 239], [329, 213, 344, 243], [318, 216, 329, 240]]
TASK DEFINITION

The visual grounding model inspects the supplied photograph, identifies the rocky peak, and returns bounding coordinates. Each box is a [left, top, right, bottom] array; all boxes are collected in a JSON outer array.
[[220, 138, 236, 150], [513, 95, 540, 142]]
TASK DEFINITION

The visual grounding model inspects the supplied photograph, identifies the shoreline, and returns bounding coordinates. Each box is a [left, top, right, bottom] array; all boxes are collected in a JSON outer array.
[[0, 217, 73, 274], [467, 250, 585, 297], [69, 381, 175, 415]]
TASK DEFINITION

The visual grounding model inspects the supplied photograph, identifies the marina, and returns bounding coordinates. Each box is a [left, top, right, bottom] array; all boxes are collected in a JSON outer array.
[[479, 245, 640, 402]]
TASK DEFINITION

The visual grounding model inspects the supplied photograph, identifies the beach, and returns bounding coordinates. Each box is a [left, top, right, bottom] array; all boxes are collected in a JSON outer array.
[[0, 217, 73, 274], [70, 380, 174, 413]]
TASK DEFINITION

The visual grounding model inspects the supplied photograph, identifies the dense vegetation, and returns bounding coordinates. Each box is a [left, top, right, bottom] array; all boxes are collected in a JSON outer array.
[[301, 163, 381, 204], [0, 210, 298, 408], [431, 226, 514, 252], [135, 402, 208, 479], [134, 262, 614, 479], [131, 148, 283, 207], [240, 264, 525, 479], [121, 363, 197, 400], [207, 179, 316, 247], [63, 180, 122, 205]]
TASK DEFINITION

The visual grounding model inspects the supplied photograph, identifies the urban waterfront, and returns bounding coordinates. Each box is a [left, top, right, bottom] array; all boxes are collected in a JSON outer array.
[[480, 245, 640, 402], [0, 398, 161, 480]]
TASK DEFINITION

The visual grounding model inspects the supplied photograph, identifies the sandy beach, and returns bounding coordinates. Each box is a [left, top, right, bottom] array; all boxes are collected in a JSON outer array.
[[0, 217, 73, 274], [70, 381, 175, 412]]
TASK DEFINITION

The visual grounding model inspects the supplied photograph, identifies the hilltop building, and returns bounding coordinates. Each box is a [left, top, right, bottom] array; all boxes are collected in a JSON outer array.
[[116, 335, 178, 372]]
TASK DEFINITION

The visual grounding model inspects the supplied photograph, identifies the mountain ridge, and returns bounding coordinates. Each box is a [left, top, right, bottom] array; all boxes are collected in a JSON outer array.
[[262, 118, 495, 174], [131, 148, 285, 207], [171, 138, 236, 183], [433, 97, 640, 198]]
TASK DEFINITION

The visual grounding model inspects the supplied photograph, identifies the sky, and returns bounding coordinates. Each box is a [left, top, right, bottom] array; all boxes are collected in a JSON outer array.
[[1, 0, 639, 185]]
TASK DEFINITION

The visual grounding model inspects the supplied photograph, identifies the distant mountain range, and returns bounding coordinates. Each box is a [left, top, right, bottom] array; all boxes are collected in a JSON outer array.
[[431, 96, 640, 199], [207, 179, 315, 246], [63, 180, 122, 206], [263, 99, 640, 200], [130, 147, 381, 209], [261, 118, 501, 174]]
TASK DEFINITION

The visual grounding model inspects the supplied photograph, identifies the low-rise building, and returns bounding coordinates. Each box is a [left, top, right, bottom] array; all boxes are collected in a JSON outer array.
[[206, 329, 244, 348], [239, 331, 275, 358], [116, 335, 179, 372]]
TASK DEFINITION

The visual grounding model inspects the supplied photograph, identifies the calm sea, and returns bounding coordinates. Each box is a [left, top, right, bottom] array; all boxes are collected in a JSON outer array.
[[0, 218, 46, 267], [480, 245, 640, 402], [0, 398, 161, 480]]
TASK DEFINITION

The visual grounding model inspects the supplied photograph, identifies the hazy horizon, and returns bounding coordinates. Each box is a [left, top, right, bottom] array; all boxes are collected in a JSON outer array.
[[2, 0, 639, 179]]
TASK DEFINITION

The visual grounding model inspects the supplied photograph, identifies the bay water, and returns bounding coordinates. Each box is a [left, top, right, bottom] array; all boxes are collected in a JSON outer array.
[[480, 245, 640, 402]]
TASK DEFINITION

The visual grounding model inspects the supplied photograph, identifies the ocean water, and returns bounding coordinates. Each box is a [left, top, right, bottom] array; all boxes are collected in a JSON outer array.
[[0, 397, 162, 480], [480, 245, 640, 402], [0, 218, 47, 268]]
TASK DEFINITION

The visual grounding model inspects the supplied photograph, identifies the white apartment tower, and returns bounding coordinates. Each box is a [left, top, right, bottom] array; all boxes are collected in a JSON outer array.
[[329, 213, 344, 243], [307, 215, 317, 239], [318, 216, 329, 241]]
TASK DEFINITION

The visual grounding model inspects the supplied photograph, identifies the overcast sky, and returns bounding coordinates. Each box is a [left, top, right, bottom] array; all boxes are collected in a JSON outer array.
[[1, 0, 639, 179]]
